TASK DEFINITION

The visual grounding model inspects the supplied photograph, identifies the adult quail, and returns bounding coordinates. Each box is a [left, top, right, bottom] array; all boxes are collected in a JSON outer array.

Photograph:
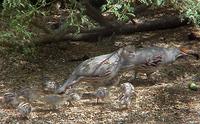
[[118, 82, 135, 108], [94, 87, 109, 104], [120, 47, 199, 79], [56, 45, 136, 94], [1, 92, 19, 108], [17, 102, 32, 118]]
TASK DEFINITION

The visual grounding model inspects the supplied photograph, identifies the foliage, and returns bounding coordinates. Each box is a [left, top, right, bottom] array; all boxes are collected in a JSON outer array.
[[171, 0, 200, 26], [0, 0, 44, 56], [138, 0, 200, 26], [64, 0, 96, 33], [139, 0, 165, 6], [102, 0, 135, 22], [0, 0, 200, 56]]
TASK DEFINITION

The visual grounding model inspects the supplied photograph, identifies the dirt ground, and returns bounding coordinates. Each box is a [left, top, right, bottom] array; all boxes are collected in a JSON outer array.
[[0, 24, 200, 123], [0, 24, 200, 124]]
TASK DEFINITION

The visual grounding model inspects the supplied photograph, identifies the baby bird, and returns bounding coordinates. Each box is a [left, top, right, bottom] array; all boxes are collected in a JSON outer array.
[[94, 87, 109, 104], [40, 94, 66, 110], [17, 102, 32, 118], [1, 92, 19, 108], [64, 92, 82, 106], [17, 88, 39, 102], [42, 77, 58, 93], [118, 82, 135, 108]]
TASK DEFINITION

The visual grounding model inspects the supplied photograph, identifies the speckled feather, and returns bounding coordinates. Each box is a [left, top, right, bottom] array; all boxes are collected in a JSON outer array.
[[17, 102, 32, 118], [119, 82, 135, 107], [3, 92, 19, 107]]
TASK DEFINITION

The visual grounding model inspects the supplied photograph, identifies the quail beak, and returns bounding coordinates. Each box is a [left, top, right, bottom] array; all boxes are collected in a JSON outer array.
[[180, 47, 199, 60]]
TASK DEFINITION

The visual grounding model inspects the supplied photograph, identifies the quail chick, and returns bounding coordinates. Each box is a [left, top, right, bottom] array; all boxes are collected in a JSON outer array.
[[118, 82, 135, 108], [17, 88, 39, 102], [40, 94, 66, 110], [42, 77, 58, 93], [17, 102, 32, 118], [94, 87, 109, 104], [1, 92, 19, 108], [64, 91, 82, 106]]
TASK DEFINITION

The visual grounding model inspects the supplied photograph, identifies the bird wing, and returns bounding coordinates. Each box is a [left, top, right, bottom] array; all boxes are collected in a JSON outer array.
[[142, 55, 162, 67], [74, 52, 121, 78], [135, 48, 165, 68]]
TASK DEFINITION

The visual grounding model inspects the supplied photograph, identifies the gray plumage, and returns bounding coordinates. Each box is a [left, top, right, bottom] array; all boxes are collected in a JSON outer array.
[[2, 92, 19, 107], [95, 87, 109, 103], [56, 46, 136, 94], [118, 82, 135, 108], [56, 46, 199, 94], [17, 102, 32, 118], [120, 47, 199, 79]]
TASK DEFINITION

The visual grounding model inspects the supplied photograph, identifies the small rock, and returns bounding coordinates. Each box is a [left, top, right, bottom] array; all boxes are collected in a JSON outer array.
[[188, 82, 198, 91]]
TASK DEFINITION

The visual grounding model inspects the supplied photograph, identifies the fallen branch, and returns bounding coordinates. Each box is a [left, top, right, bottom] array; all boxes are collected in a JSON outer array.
[[36, 15, 189, 45]]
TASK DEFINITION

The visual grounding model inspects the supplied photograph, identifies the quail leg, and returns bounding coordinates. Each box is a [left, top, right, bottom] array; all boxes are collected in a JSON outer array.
[[68, 101, 74, 107], [96, 97, 99, 104], [134, 71, 138, 79]]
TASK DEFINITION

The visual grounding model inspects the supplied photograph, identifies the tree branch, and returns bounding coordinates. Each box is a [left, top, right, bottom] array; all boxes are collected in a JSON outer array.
[[35, 15, 189, 45], [82, 0, 116, 27]]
